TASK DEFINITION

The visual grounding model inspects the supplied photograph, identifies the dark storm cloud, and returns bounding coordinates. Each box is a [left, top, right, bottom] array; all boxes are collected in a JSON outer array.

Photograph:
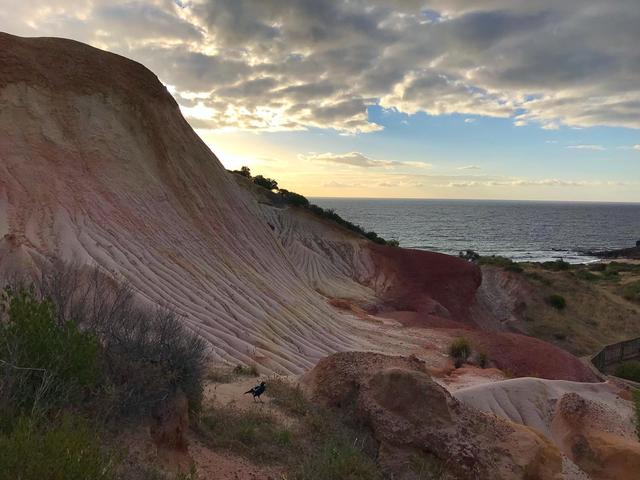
[[3, 0, 639, 131]]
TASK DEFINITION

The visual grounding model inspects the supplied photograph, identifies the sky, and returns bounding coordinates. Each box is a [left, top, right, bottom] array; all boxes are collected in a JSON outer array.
[[2, 0, 640, 201]]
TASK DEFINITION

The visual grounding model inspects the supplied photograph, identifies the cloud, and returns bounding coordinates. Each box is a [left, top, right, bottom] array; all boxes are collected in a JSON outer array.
[[3, 0, 640, 132], [300, 151, 394, 168], [635, 145, 640, 151], [457, 165, 481, 170], [322, 180, 362, 188], [566, 144, 605, 151], [445, 178, 594, 188], [299, 152, 431, 169], [464, 118, 476, 123]]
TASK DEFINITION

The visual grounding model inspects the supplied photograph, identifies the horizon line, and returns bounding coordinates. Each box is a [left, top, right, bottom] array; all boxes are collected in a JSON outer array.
[[306, 196, 640, 205]]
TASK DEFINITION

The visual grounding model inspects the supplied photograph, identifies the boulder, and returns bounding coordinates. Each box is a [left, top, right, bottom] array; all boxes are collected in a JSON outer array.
[[304, 352, 563, 480]]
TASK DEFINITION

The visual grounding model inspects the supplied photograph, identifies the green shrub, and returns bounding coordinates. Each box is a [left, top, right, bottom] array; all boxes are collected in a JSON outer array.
[[0, 415, 116, 480], [573, 269, 599, 281], [278, 189, 310, 207], [449, 337, 471, 368], [547, 294, 566, 310], [6, 267, 208, 421], [478, 255, 523, 273], [614, 361, 640, 383], [476, 351, 489, 368], [0, 287, 100, 425], [541, 259, 570, 271], [253, 175, 278, 190], [622, 281, 640, 303]]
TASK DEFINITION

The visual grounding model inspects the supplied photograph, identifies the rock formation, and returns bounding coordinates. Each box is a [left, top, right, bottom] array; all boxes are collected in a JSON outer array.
[[304, 351, 564, 480]]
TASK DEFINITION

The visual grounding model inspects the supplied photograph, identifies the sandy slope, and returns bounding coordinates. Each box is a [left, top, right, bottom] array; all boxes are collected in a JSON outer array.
[[0, 33, 486, 374]]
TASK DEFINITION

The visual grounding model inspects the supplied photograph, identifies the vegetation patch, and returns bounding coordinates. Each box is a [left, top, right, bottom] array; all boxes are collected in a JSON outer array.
[[614, 361, 640, 383], [476, 351, 489, 368], [196, 404, 295, 463], [573, 269, 599, 281], [449, 337, 472, 368], [197, 378, 384, 479], [547, 294, 567, 310], [230, 166, 399, 247], [0, 415, 116, 480], [410, 453, 446, 479], [0, 266, 208, 479], [541, 259, 571, 271], [524, 271, 553, 286], [622, 280, 640, 303], [477, 255, 523, 273]]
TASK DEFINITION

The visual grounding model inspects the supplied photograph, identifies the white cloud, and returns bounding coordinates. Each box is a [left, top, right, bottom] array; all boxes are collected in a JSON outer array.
[[634, 144, 640, 151], [3, 0, 640, 132], [299, 152, 431, 169], [566, 144, 605, 151], [457, 165, 481, 170], [464, 118, 476, 123]]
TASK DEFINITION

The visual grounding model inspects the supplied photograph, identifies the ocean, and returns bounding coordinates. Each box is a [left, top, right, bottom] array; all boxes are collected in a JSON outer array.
[[311, 198, 640, 263]]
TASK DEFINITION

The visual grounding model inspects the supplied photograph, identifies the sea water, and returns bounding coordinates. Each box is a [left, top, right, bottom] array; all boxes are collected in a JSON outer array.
[[311, 198, 640, 263]]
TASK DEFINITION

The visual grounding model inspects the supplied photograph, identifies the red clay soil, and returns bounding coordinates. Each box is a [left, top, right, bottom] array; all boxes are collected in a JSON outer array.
[[368, 244, 481, 326], [458, 329, 599, 382]]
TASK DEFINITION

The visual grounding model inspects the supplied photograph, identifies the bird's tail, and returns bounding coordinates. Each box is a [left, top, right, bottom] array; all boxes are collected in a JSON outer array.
[[244, 389, 252, 394]]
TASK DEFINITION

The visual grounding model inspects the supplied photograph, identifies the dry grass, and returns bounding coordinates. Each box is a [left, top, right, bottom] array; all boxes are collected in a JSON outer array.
[[206, 364, 259, 384], [515, 263, 640, 356], [195, 377, 384, 479]]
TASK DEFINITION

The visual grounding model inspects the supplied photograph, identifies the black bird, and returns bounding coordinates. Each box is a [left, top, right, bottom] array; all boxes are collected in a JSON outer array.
[[245, 381, 266, 402]]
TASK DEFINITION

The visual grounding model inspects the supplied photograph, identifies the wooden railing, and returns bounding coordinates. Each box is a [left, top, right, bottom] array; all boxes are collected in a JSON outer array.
[[591, 337, 640, 372]]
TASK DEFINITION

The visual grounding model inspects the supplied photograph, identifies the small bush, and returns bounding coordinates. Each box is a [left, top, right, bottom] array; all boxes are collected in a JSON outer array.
[[253, 175, 278, 190], [449, 337, 471, 368], [541, 259, 570, 271], [476, 351, 489, 369], [588, 263, 606, 272], [0, 287, 100, 425], [614, 361, 640, 383], [5, 265, 208, 421], [278, 189, 310, 207], [98, 306, 208, 417], [547, 294, 566, 310], [0, 415, 116, 480]]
